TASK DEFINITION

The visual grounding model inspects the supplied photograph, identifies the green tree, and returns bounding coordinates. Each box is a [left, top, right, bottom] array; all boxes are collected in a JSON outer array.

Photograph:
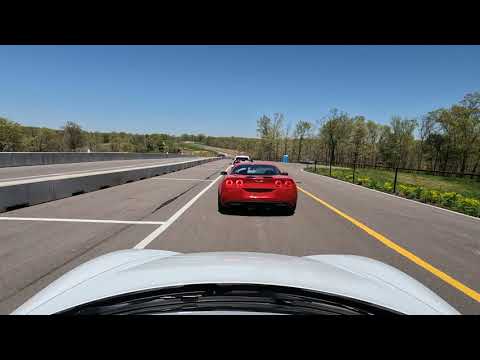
[[320, 109, 352, 166], [351, 116, 367, 165], [388, 116, 417, 168], [366, 120, 380, 166], [294, 120, 313, 162], [63, 121, 85, 151], [85, 132, 99, 152], [0, 117, 23, 151]]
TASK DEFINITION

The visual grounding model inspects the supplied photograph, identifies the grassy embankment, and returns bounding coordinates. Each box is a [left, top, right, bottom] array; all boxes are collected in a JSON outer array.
[[179, 142, 217, 157], [305, 165, 480, 217]]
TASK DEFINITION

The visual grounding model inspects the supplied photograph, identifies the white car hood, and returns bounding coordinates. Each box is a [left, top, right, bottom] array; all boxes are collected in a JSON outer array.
[[12, 250, 459, 315]]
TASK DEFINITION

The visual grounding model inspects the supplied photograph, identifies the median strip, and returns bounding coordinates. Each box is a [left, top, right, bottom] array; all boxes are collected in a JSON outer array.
[[298, 186, 480, 303], [0, 157, 219, 213], [0, 159, 178, 183], [0, 158, 211, 187]]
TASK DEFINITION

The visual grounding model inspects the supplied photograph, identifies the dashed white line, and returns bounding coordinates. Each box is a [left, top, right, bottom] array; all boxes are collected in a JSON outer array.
[[0, 217, 165, 225]]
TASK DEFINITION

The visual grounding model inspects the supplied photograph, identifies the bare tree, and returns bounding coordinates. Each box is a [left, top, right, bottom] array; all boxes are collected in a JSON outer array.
[[283, 120, 292, 156], [272, 113, 284, 161], [256, 115, 273, 160]]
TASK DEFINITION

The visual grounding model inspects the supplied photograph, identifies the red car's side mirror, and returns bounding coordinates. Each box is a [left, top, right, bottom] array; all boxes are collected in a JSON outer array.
[[220, 171, 228, 175]]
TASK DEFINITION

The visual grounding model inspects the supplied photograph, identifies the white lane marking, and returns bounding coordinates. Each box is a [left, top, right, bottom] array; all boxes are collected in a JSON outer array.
[[0, 158, 215, 187], [0, 159, 184, 183], [300, 168, 480, 222], [153, 177, 214, 182], [0, 217, 165, 225], [133, 169, 227, 249]]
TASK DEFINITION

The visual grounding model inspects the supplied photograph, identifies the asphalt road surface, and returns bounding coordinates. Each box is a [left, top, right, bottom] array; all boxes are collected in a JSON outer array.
[[0, 159, 479, 314], [0, 157, 197, 183]]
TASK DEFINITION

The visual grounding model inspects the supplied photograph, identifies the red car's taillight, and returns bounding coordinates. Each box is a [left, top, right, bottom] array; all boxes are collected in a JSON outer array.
[[284, 180, 294, 188], [274, 180, 283, 187], [225, 179, 243, 187]]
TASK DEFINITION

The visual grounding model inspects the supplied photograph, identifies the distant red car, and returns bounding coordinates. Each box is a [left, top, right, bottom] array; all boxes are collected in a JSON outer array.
[[218, 162, 297, 215]]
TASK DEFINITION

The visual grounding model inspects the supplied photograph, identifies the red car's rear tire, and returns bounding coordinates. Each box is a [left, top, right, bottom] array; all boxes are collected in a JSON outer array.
[[218, 195, 229, 214], [285, 204, 296, 215]]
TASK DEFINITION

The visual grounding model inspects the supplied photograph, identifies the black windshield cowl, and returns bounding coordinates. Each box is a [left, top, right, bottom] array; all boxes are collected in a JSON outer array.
[[57, 284, 403, 315]]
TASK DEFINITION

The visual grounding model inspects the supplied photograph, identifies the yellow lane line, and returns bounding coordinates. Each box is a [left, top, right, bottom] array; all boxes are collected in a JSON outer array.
[[297, 186, 480, 303]]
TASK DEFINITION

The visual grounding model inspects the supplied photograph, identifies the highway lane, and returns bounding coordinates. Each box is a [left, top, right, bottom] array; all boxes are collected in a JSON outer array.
[[0, 160, 228, 313], [0, 157, 197, 182], [140, 161, 480, 314], [0, 158, 479, 314]]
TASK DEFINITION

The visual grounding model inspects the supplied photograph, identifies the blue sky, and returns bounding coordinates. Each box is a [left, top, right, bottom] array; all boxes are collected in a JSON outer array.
[[1, 45, 479, 137]]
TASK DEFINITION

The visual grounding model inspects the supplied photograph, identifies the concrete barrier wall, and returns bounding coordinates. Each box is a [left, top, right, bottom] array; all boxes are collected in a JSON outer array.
[[0, 157, 220, 213], [0, 152, 193, 168]]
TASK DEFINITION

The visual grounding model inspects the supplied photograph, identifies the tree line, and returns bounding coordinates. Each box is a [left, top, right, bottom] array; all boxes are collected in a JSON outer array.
[[3, 90, 479, 174], [203, 91, 480, 175], [0, 118, 208, 154]]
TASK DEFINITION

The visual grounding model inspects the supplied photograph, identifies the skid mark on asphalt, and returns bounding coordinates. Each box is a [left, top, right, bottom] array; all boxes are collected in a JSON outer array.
[[151, 168, 222, 214], [151, 184, 201, 213], [134, 170, 227, 249]]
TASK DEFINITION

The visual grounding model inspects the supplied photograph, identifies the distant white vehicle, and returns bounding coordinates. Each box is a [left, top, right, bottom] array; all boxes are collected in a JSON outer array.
[[233, 155, 251, 164], [11, 250, 459, 315]]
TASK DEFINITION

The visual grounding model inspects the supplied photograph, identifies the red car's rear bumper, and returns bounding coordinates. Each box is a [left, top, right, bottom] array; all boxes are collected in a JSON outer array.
[[220, 187, 297, 208]]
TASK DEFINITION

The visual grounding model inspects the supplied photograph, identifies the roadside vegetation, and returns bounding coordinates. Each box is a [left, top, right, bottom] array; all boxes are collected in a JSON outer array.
[[3, 91, 480, 216], [199, 91, 480, 217], [202, 91, 480, 179], [305, 166, 480, 217], [0, 117, 214, 155]]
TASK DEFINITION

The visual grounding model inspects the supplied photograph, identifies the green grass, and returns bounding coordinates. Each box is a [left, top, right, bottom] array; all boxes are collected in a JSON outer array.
[[180, 142, 217, 157], [305, 166, 480, 217], [313, 164, 351, 171]]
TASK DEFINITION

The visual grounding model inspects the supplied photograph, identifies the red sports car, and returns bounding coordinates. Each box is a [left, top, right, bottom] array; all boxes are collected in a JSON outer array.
[[218, 162, 297, 215]]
